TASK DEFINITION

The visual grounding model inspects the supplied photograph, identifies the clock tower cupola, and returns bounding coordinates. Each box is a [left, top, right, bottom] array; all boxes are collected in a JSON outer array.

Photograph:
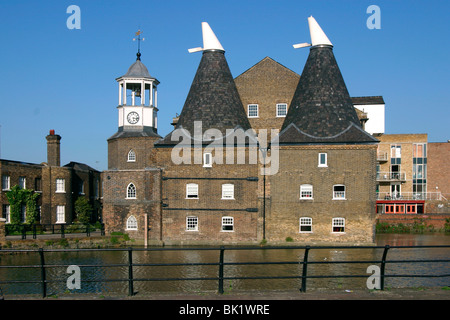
[[107, 33, 161, 170], [115, 49, 159, 133]]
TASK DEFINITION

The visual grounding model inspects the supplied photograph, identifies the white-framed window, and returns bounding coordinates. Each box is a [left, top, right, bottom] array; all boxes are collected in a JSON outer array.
[[299, 217, 312, 233], [318, 153, 327, 167], [126, 215, 138, 230], [19, 177, 26, 189], [247, 104, 258, 118], [222, 216, 234, 232], [127, 183, 136, 199], [300, 184, 313, 199], [186, 216, 198, 231], [127, 149, 136, 162], [55, 178, 65, 193], [2, 205, 10, 223], [391, 144, 401, 158], [276, 103, 287, 117], [333, 185, 346, 200], [203, 152, 212, 168], [56, 206, 65, 224], [332, 218, 345, 233], [186, 183, 199, 199], [222, 184, 235, 200], [2, 175, 10, 191]]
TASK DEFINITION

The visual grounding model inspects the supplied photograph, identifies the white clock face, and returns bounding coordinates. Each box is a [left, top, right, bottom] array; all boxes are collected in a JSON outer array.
[[127, 112, 140, 124]]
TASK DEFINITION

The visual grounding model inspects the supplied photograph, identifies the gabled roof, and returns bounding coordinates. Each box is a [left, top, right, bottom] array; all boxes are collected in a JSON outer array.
[[235, 56, 300, 81], [63, 161, 100, 172]]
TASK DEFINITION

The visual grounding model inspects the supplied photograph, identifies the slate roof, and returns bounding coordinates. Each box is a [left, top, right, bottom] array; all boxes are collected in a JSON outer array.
[[107, 127, 161, 141], [351, 96, 385, 105], [156, 50, 252, 146], [63, 161, 100, 172], [279, 45, 378, 144], [120, 53, 153, 79]]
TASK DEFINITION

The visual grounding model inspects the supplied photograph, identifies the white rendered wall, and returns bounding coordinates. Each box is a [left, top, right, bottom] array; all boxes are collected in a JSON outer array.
[[354, 104, 385, 135]]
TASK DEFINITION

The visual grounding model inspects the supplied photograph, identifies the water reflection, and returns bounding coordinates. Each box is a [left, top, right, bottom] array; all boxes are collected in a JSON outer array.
[[0, 234, 449, 296]]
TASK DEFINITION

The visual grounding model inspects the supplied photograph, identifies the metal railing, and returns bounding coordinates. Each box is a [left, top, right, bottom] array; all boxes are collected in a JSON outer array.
[[376, 172, 406, 181], [377, 152, 388, 161], [0, 245, 449, 298], [376, 192, 445, 201], [5, 223, 105, 239]]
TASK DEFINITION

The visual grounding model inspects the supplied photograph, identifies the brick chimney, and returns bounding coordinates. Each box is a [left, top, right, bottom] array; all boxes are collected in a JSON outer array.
[[46, 130, 61, 166]]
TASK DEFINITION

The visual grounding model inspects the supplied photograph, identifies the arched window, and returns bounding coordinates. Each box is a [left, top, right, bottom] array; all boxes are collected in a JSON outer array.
[[126, 215, 138, 230], [127, 149, 136, 162], [127, 183, 136, 199]]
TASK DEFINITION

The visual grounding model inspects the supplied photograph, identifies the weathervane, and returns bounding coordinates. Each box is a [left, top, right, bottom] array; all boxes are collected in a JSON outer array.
[[133, 29, 145, 60]]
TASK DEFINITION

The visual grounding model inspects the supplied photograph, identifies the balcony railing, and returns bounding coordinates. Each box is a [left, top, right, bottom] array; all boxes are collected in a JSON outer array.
[[376, 172, 406, 182], [377, 152, 388, 162], [376, 192, 445, 201]]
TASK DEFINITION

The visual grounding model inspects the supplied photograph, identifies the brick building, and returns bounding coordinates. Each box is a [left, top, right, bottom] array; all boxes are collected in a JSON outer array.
[[103, 18, 379, 245], [1, 130, 102, 225]]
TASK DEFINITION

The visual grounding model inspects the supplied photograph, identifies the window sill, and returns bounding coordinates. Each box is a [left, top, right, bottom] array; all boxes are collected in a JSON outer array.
[[126, 228, 137, 231], [332, 198, 347, 201], [55, 191, 66, 194], [299, 198, 314, 200], [221, 198, 235, 200], [318, 165, 328, 168], [186, 229, 199, 232], [126, 197, 137, 200], [185, 197, 199, 200], [221, 230, 234, 232]]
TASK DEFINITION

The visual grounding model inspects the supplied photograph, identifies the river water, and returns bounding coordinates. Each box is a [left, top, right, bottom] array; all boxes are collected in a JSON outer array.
[[0, 234, 449, 296]]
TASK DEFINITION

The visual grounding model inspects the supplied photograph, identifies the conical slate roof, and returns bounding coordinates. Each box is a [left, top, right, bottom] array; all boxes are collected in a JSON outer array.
[[175, 50, 251, 135], [279, 18, 377, 144]]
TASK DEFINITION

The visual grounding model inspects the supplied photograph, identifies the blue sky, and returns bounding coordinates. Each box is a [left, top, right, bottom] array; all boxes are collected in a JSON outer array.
[[0, 0, 448, 171]]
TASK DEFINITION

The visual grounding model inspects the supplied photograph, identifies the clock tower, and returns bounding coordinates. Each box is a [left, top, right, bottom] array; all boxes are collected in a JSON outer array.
[[107, 50, 161, 170]]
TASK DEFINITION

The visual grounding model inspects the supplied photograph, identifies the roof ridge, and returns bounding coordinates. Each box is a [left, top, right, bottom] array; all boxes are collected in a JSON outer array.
[[235, 56, 300, 80]]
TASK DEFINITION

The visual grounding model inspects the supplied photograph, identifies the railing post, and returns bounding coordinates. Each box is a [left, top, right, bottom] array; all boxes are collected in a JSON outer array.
[[38, 248, 47, 298], [21, 225, 26, 239], [128, 247, 134, 296], [300, 246, 310, 292], [61, 224, 65, 238], [33, 224, 37, 240], [86, 224, 90, 237], [380, 245, 390, 290], [218, 246, 225, 294]]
